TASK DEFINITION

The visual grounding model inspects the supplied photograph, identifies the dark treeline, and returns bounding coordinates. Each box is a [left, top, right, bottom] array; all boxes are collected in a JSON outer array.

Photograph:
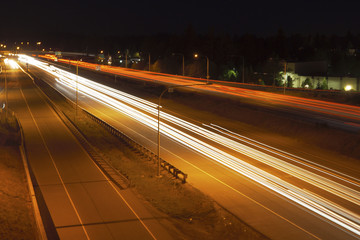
[[5, 27, 360, 84]]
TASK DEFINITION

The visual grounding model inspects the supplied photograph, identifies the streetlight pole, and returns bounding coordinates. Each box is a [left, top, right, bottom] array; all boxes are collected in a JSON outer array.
[[157, 82, 211, 176], [206, 56, 209, 82], [194, 53, 210, 83], [125, 50, 128, 68], [4, 61, 7, 119], [283, 62, 287, 94], [182, 54, 185, 76], [76, 60, 79, 118], [242, 56, 245, 83]]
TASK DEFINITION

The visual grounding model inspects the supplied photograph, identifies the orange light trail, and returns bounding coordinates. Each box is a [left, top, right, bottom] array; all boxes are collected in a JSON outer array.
[[19, 55, 360, 236], [38, 54, 360, 128]]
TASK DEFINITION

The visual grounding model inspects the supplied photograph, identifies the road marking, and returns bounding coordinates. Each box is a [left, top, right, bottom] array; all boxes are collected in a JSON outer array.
[[81, 100, 321, 240], [29, 61, 321, 239], [20, 87, 91, 240], [21, 65, 157, 240]]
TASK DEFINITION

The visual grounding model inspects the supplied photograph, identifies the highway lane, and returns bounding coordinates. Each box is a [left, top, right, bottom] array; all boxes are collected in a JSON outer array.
[[40, 54, 360, 132], [20, 55, 360, 239], [5, 59, 172, 240]]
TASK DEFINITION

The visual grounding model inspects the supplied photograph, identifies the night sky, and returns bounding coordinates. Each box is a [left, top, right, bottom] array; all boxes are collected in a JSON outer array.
[[2, 0, 360, 37]]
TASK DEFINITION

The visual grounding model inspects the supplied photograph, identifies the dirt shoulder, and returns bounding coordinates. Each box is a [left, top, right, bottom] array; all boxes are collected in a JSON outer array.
[[0, 117, 37, 240]]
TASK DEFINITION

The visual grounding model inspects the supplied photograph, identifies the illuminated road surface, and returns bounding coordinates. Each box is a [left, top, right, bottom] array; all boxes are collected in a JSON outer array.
[[19, 55, 360, 239], [40, 54, 360, 132], [6, 59, 172, 240]]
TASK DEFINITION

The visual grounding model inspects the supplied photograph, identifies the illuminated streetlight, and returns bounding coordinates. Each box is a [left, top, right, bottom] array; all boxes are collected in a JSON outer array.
[[37, 41, 41, 45], [194, 53, 210, 82], [157, 82, 212, 176]]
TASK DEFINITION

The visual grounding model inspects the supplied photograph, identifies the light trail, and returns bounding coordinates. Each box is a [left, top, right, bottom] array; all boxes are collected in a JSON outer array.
[[38, 54, 360, 125], [19, 55, 360, 236]]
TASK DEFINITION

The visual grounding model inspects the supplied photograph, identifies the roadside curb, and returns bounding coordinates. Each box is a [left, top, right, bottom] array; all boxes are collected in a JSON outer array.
[[19, 144, 47, 240], [16, 113, 48, 240]]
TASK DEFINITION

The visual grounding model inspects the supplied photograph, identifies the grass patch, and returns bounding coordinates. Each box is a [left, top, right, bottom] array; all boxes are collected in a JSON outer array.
[[0, 111, 37, 240]]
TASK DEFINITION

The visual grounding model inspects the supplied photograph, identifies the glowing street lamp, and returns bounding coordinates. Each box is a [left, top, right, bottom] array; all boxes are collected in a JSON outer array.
[[194, 53, 210, 82]]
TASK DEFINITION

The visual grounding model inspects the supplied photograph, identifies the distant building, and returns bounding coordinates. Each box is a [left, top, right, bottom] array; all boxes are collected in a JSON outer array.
[[286, 61, 359, 91]]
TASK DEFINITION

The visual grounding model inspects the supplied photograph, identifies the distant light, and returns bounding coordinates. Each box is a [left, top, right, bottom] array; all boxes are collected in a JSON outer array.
[[27, 42, 29, 45], [194, 53, 198, 58], [21, 42, 23, 45], [42, 48, 45, 51], [16, 46, 20, 50], [345, 85, 352, 91], [0, 44, 3, 47], [304, 84, 309, 88], [4, 45, 6, 48], [119, 60, 122, 63], [117, 51, 120, 54], [37, 41, 42, 45], [100, 50, 104, 54]]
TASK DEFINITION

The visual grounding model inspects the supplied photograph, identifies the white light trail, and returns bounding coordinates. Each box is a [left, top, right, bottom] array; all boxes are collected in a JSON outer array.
[[18, 54, 360, 236]]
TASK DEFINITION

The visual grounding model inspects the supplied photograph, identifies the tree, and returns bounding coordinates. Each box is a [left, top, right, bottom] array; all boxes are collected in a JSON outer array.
[[321, 78, 328, 90], [287, 75, 293, 88], [221, 68, 239, 82], [301, 78, 313, 89]]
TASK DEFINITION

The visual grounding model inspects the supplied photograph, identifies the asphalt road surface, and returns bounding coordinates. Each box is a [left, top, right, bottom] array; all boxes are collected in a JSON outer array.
[[5, 60, 172, 239], [43, 54, 360, 133], [18, 55, 360, 240]]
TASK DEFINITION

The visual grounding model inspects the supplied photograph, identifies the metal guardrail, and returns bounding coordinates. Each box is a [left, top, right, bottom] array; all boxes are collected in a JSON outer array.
[[31, 74, 188, 183], [82, 109, 188, 183]]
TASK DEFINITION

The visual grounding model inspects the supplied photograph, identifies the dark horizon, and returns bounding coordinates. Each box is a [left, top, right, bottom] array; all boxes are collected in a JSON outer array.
[[2, 0, 360, 39]]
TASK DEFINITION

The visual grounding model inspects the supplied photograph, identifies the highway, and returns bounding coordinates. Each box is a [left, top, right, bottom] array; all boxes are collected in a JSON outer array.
[[5, 58, 173, 240], [41, 54, 360, 132], [19, 55, 360, 239]]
